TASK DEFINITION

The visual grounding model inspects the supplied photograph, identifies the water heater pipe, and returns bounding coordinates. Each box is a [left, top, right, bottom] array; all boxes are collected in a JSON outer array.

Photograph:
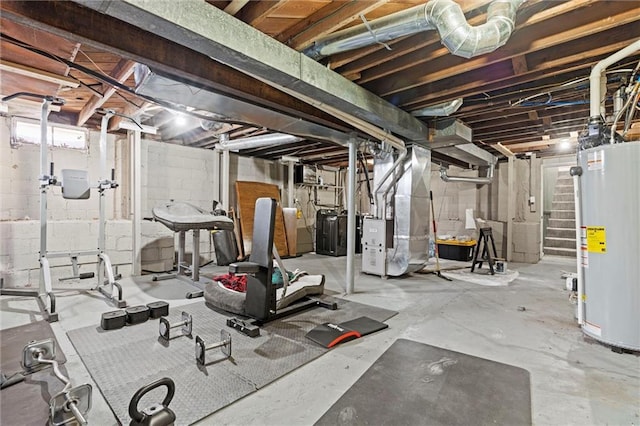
[[569, 166, 584, 325], [589, 38, 640, 118]]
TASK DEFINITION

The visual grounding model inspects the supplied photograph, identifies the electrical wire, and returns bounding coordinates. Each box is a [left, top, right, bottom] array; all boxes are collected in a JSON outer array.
[[0, 32, 256, 128]]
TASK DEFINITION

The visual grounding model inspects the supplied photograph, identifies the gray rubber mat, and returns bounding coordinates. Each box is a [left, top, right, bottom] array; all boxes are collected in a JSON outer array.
[[67, 297, 396, 425], [315, 339, 532, 426], [133, 274, 205, 300], [1, 321, 69, 426]]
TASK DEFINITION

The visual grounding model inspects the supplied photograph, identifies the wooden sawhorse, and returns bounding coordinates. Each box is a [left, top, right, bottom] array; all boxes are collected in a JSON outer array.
[[471, 227, 498, 275]]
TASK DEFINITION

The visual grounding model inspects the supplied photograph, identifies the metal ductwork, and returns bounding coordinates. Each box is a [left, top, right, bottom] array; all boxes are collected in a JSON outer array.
[[429, 118, 498, 171], [363, 145, 431, 277], [304, 0, 526, 60], [412, 98, 463, 117], [78, 0, 429, 143], [218, 133, 303, 151], [134, 65, 355, 147]]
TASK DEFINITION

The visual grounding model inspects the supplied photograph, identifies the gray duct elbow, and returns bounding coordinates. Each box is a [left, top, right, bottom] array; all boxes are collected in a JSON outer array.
[[426, 0, 524, 59], [303, 0, 525, 61], [439, 163, 495, 185]]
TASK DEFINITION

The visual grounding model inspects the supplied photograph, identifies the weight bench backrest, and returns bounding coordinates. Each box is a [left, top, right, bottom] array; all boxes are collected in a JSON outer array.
[[249, 198, 276, 268]]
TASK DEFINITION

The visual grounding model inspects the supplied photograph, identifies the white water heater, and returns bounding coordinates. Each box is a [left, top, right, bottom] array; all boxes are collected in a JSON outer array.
[[576, 141, 640, 351]]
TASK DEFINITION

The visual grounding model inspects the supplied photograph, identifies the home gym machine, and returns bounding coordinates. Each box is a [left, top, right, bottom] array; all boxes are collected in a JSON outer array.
[[224, 198, 336, 326], [0, 94, 135, 321]]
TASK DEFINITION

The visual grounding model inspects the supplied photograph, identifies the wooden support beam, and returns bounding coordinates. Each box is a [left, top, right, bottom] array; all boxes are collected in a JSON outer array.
[[223, 0, 249, 16], [236, 1, 289, 27], [512, 55, 529, 75], [0, 58, 79, 87], [77, 58, 135, 126]]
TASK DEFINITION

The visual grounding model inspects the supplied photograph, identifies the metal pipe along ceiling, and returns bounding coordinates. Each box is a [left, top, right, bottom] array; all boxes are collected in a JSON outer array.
[[218, 133, 303, 151], [439, 162, 495, 185], [303, 0, 526, 60]]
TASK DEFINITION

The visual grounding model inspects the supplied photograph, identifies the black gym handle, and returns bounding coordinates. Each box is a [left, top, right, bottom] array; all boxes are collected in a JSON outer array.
[[128, 377, 175, 422]]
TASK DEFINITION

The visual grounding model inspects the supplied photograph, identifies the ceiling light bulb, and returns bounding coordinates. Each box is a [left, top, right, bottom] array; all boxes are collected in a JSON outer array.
[[175, 114, 187, 126]]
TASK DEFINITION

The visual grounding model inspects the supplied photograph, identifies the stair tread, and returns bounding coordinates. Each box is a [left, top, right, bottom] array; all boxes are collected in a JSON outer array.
[[544, 247, 577, 253]]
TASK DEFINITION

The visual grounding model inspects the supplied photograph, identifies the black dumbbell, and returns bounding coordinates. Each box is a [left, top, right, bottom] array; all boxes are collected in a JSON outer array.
[[195, 330, 231, 365], [159, 311, 192, 340]]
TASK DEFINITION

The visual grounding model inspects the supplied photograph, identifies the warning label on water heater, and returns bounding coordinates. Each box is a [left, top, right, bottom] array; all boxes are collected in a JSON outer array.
[[586, 226, 606, 253], [587, 150, 604, 171]]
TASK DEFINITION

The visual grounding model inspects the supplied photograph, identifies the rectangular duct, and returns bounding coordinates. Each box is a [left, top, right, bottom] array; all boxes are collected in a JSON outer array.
[[134, 65, 354, 147], [430, 118, 496, 166]]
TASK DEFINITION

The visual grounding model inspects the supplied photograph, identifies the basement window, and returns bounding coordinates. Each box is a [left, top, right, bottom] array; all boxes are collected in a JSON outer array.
[[11, 117, 88, 150]]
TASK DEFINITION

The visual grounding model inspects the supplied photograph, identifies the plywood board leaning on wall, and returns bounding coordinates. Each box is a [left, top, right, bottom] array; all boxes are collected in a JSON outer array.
[[235, 181, 289, 256]]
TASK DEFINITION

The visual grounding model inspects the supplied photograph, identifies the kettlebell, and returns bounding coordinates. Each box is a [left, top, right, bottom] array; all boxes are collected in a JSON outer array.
[[129, 377, 176, 426]]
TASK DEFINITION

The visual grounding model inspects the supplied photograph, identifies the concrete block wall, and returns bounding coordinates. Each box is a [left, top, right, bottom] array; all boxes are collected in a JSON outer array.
[[143, 140, 220, 267], [512, 222, 541, 263], [511, 157, 542, 262], [0, 220, 135, 288], [0, 116, 222, 287]]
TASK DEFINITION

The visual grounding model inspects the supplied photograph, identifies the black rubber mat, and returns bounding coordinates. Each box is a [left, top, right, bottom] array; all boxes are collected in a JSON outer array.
[[67, 297, 396, 425], [316, 339, 532, 426], [1, 321, 69, 426]]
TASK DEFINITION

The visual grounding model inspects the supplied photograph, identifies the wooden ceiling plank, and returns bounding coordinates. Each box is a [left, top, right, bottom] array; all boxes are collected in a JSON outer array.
[[285, 0, 389, 51], [0, 58, 79, 87], [276, 1, 348, 45], [365, 3, 640, 97], [236, 0, 290, 27], [224, 0, 250, 16], [77, 58, 136, 126]]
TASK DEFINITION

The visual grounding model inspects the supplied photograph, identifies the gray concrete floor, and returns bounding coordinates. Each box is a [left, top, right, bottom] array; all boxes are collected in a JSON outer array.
[[1, 254, 638, 425]]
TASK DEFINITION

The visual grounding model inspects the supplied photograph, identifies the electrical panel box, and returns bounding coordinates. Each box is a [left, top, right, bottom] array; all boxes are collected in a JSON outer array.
[[361, 218, 387, 276]]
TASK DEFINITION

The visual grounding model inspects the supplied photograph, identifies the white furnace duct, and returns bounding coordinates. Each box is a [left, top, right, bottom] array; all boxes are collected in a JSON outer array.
[[574, 141, 640, 351]]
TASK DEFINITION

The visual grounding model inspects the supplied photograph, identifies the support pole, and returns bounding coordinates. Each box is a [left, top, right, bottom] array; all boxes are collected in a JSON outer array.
[[346, 136, 357, 294], [212, 148, 220, 204], [506, 156, 515, 262], [287, 160, 295, 207], [39, 98, 52, 265], [221, 135, 230, 211], [98, 112, 114, 254], [131, 130, 142, 275]]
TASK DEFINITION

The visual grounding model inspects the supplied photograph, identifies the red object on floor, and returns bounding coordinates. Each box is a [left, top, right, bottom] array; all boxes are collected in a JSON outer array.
[[213, 273, 248, 292]]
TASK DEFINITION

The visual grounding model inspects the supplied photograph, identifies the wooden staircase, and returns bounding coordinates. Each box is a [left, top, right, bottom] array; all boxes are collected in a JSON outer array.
[[544, 172, 576, 257]]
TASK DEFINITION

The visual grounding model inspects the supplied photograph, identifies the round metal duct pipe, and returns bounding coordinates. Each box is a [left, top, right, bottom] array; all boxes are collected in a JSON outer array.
[[217, 133, 303, 151], [304, 0, 526, 60]]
